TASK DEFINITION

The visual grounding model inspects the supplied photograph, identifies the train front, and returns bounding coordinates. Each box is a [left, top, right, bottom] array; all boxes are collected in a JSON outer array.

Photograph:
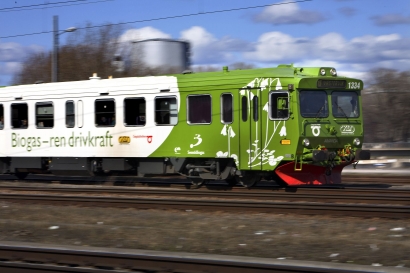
[[275, 67, 370, 185]]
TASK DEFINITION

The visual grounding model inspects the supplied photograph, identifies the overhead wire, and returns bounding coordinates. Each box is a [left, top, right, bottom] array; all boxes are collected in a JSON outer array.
[[0, 0, 114, 13], [0, 0, 92, 11], [0, 0, 312, 39]]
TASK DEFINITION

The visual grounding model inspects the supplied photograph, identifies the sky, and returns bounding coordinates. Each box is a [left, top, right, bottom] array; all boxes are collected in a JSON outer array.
[[0, 0, 409, 86]]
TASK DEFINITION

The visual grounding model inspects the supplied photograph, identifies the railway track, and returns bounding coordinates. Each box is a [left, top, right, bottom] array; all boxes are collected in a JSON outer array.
[[1, 186, 409, 218], [1, 184, 410, 204], [1, 172, 409, 187], [0, 242, 407, 273]]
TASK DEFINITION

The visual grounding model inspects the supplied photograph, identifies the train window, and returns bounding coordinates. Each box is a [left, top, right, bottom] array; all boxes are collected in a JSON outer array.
[[124, 98, 146, 126], [36, 102, 54, 128], [221, 94, 233, 124], [66, 101, 75, 128], [299, 91, 328, 118], [95, 99, 115, 127], [187, 95, 211, 124], [77, 100, 84, 128], [155, 97, 178, 125], [241, 96, 248, 122], [270, 92, 290, 120], [331, 91, 360, 118], [0, 104, 3, 130], [252, 96, 259, 122], [11, 103, 28, 129]]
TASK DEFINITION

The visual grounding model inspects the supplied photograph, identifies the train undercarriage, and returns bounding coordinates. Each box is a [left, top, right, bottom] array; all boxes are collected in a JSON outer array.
[[0, 150, 370, 187]]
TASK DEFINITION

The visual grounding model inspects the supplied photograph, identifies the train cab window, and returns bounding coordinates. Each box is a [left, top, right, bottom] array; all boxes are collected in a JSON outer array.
[[155, 97, 178, 125], [270, 92, 290, 120], [300, 91, 328, 118], [95, 99, 115, 127], [124, 98, 146, 126], [66, 101, 75, 128], [221, 94, 233, 124], [36, 102, 54, 128], [331, 91, 360, 118], [0, 104, 3, 129], [11, 103, 28, 129], [187, 95, 211, 124]]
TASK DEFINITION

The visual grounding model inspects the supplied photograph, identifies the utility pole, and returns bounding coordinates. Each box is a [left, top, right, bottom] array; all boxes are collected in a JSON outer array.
[[52, 15, 59, 82], [51, 16, 76, 82]]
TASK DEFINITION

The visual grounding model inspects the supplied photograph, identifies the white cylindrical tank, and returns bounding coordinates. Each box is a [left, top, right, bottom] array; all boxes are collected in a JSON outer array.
[[132, 39, 190, 73]]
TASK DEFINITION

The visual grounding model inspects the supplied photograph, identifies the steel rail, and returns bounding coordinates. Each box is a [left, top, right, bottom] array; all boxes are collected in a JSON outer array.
[[1, 193, 409, 218], [1, 185, 410, 205], [1, 173, 409, 186], [0, 242, 408, 273]]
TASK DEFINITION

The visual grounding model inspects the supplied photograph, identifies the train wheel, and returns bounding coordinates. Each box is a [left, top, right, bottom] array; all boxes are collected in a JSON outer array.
[[226, 178, 237, 187], [190, 178, 206, 187], [15, 172, 28, 180], [237, 174, 260, 188]]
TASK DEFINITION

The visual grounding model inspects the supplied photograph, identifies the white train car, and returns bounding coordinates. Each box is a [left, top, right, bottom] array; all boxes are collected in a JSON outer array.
[[0, 74, 180, 178]]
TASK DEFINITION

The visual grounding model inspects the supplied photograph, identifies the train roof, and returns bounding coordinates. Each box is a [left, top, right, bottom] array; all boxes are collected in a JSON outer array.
[[1, 65, 360, 101]]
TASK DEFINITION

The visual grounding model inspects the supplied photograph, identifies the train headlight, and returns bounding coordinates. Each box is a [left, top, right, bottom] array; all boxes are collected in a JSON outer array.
[[330, 68, 337, 76], [353, 138, 361, 146], [320, 69, 326, 76], [303, 138, 310, 147]]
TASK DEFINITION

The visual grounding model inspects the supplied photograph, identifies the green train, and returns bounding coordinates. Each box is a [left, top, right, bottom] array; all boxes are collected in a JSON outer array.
[[0, 64, 370, 187]]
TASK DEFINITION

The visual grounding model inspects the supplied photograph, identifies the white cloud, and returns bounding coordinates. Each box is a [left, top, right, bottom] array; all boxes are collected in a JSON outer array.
[[339, 7, 356, 17], [371, 14, 410, 26], [0, 62, 22, 75], [0, 43, 44, 85], [253, 1, 327, 25], [180, 26, 252, 64], [243, 31, 410, 72], [119, 26, 171, 43], [0, 42, 43, 62]]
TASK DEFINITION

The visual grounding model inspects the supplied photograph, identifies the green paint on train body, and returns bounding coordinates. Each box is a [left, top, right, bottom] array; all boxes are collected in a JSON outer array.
[[149, 64, 365, 172]]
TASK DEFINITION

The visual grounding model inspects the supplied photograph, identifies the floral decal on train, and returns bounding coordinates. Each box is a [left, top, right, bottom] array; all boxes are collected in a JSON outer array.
[[217, 77, 286, 168], [216, 124, 239, 166]]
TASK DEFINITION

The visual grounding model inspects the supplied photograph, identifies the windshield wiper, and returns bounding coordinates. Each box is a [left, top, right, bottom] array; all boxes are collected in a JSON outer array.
[[315, 102, 326, 118], [334, 102, 348, 118]]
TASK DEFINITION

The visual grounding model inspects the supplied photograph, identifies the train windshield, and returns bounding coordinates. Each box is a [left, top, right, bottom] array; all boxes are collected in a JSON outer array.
[[331, 91, 359, 118], [299, 91, 328, 118]]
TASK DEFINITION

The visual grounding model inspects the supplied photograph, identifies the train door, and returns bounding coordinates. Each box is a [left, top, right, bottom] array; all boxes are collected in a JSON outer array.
[[238, 88, 262, 170]]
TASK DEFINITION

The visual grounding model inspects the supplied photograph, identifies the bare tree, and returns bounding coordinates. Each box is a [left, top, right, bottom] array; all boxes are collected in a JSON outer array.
[[229, 62, 255, 70], [13, 23, 126, 85], [193, 62, 256, 73], [363, 68, 410, 142], [12, 52, 51, 84]]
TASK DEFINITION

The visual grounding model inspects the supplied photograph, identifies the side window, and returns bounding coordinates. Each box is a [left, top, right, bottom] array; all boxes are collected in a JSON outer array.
[[0, 104, 3, 129], [155, 97, 178, 125], [252, 96, 259, 122], [187, 95, 211, 124], [221, 94, 233, 124], [124, 98, 146, 126], [11, 103, 28, 129], [95, 99, 115, 127], [66, 101, 75, 128], [270, 92, 289, 120], [77, 100, 83, 128], [241, 96, 248, 121], [36, 102, 54, 128]]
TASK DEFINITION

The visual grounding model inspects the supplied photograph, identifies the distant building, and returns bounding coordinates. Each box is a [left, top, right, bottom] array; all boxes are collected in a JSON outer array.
[[131, 38, 191, 73]]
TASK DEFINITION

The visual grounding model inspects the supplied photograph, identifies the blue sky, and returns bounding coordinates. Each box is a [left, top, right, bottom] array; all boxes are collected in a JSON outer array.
[[1, 0, 409, 86]]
